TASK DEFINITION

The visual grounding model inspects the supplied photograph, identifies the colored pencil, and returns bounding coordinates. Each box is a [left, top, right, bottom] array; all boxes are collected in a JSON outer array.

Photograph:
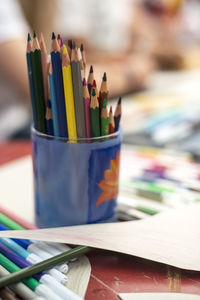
[[90, 88, 100, 138], [51, 32, 68, 137], [114, 96, 122, 132], [26, 33, 37, 129], [39, 33, 48, 106], [77, 47, 84, 79], [31, 31, 46, 133], [83, 78, 91, 139], [0, 246, 91, 289], [100, 98, 109, 136], [99, 72, 108, 113], [87, 65, 94, 94], [0, 265, 40, 300], [62, 45, 77, 140], [48, 62, 59, 136], [71, 41, 86, 138], [45, 100, 54, 136], [80, 43, 86, 77], [109, 106, 115, 134]]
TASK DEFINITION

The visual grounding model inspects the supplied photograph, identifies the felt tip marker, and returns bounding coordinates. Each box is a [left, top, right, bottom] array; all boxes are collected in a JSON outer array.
[[0, 237, 67, 284]]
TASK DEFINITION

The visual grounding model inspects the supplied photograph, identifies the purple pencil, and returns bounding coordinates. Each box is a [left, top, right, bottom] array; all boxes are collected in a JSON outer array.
[[83, 78, 91, 139]]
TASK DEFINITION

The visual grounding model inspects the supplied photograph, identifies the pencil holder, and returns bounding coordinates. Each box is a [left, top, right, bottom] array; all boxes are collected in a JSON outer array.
[[31, 127, 122, 228]]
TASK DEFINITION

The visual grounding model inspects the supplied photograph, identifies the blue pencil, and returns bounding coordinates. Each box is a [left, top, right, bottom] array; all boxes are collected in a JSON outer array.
[[26, 33, 37, 128], [49, 63, 59, 136], [51, 32, 68, 137]]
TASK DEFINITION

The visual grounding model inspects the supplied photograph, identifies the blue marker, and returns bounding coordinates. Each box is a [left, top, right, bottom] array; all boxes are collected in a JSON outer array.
[[0, 237, 67, 284]]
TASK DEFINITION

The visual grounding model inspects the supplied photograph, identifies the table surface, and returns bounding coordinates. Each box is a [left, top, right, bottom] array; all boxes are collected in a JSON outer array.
[[0, 141, 200, 299]]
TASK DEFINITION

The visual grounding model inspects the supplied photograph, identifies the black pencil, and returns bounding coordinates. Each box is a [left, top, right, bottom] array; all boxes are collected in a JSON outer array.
[[71, 41, 86, 138]]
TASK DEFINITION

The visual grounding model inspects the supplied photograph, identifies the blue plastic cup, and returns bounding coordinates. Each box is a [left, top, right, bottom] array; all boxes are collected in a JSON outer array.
[[31, 127, 122, 228]]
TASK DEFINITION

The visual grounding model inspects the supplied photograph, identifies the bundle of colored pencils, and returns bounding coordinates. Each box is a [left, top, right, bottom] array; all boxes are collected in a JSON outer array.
[[26, 32, 122, 139]]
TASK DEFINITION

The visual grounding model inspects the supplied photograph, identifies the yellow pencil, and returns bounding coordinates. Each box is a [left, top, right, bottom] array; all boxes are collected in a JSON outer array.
[[62, 45, 77, 140]]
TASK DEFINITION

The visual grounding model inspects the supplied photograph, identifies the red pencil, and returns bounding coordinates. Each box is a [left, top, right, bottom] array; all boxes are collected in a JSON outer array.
[[109, 106, 115, 134], [83, 78, 91, 139]]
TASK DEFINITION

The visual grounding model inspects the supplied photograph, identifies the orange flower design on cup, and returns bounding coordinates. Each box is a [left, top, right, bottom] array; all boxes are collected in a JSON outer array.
[[96, 151, 120, 206]]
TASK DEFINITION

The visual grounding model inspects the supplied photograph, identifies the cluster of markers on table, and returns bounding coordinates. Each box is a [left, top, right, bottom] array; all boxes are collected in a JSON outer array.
[[26, 32, 122, 139], [0, 211, 83, 300]]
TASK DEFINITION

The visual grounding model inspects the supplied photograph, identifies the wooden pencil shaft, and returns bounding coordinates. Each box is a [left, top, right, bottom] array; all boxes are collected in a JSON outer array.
[[0, 246, 91, 289], [26, 52, 37, 128], [31, 50, 46, 133], [62, 65, 77, 139], [71, 61, 86, 138], [90, 108, 100, 137], [51, 51, 68, 137]]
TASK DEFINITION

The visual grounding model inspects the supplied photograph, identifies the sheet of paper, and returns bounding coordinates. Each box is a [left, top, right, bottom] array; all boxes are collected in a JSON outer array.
[[118, 293, 200, 300], [0, 156, 34, 223], [1, 204, 200, 271]]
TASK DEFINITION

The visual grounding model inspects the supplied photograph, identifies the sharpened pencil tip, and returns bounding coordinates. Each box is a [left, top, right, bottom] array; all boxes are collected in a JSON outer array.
[[92, 80, 97, 88], [60, 38, 64, 47], [72, 40, 76, 49], [33, 31, 36, 38], [52, 32, 56, 40], [92, 88, 96, 97], [103, 72, 107, 81], [57, 34, 61, 40], [89, 65, 93, 73], [110, 106, 112, 113], [118, 97, 121, 105], [80, 43, 84, 51], [83, 78, 87, 86], [27, 33, 31, 41], [68, 40, 72, 49]]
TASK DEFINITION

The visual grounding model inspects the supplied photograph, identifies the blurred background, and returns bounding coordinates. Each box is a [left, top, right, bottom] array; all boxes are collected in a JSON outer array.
[[1, 0, 200, 156]]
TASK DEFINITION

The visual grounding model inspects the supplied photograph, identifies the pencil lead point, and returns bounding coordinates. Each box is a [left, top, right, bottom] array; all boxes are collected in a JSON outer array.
[[92, 88, 96, 96], [57, 34, 61, 40], [89, 65, 93, 73], [52, 32, 56, 40], [72, 40, 76, 49], [92, 80, 97, 88], [27, 33, 31, 41], [110, 106, 112, 113], [60, 38, 64, 47], [33, 31, 37, 38], [68, 40, 72, 49], [83, 78, 87, 86], [103, 72, 107, 81], [62, 44, 67, 54], [80, 43, 84, 51], [118, 97, 121, 105]]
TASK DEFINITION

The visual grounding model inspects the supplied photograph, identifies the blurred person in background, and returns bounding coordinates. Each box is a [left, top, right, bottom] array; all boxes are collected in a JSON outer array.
[[0, 0, 197, 140]]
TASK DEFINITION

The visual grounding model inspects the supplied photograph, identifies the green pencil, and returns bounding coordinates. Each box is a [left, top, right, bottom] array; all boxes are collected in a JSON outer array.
[[90, 88, 100, 138], [31, 31, 46, 133], [100, 98, 109, 136]]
